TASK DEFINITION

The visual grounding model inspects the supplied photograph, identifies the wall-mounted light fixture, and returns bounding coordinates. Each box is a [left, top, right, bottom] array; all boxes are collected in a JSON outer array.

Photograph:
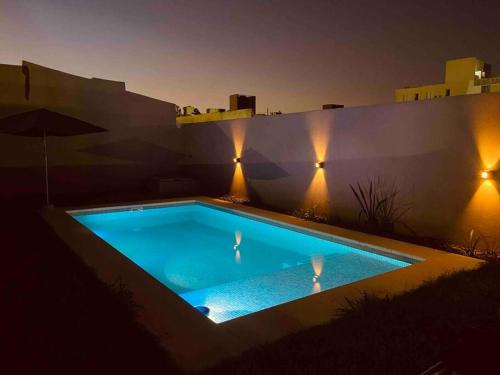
[[233, 157, 241, 164], [481, 170, 493, 180], [315, 161, 324, 169]]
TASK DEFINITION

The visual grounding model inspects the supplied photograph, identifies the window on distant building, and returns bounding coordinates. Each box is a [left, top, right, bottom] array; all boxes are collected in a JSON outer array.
[[414, 93, 419, 101], [445, 89, 450, 96]]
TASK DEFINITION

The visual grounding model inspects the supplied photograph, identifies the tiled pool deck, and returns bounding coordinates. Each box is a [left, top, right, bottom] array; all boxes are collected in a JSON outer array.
[[43, 197, 482, 372]]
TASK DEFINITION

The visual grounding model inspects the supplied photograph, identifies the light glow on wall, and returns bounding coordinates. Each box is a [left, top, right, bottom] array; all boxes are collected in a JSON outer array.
[[471, 102, 500, 173], [460, 101, 500, 239], [304, 117, 330, 210], [462, 179, 500, 233], [230, 122, 247, 159], [304, 163, 329, 209], [229, 122, 249, 199], [230, 160, 248, 198], [308, 118, 330, 164]]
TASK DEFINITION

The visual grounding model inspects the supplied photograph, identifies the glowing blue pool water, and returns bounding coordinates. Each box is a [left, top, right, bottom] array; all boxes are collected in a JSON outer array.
[[70, 202, 411, 323]]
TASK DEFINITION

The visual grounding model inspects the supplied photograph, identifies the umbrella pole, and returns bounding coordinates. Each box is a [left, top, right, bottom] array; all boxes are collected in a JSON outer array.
[[43, 129, 50, 206]]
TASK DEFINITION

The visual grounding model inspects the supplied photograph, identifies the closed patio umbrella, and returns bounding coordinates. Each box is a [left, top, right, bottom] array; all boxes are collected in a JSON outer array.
[[0, 108, 107, 206]]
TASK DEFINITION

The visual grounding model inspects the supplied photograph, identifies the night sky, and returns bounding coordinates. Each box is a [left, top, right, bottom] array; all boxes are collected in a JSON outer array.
[[1, 0, 499, 113]]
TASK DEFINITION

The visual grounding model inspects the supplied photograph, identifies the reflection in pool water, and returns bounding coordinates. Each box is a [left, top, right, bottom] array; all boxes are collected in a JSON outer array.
[[234, 230, 242, 264], [311, 255, 323, 293]]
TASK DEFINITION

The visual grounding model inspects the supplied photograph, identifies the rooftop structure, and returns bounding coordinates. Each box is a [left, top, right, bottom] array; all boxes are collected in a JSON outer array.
[[395, 57, 500, 102], [229, 94, 256, 113], [176, 94, 256, 125]]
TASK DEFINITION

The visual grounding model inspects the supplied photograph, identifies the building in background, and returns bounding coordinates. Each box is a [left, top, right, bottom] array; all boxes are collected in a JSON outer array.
[[176, 94, 255, 125], [395, 57, 500, 102], [229, 94, 256, 113], [182, 105, 199, 116]]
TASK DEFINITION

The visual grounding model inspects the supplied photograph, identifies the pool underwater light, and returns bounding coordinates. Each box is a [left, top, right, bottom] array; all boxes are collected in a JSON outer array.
[[195, 305, 210, 315]]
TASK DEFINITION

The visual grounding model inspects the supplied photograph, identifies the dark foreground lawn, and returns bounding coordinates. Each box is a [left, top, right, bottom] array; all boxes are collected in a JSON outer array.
[[3, 198, 500, 374], [1, 203, 180, 374], [203, 261, 500, 375]]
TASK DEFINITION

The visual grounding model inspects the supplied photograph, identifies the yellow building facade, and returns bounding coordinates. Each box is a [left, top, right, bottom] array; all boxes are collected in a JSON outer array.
[[395, 57, 500, 102], [176, 108, 254, 125]]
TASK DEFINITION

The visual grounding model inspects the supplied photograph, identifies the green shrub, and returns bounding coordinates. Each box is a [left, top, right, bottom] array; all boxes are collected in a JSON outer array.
[[349, 177, 411, 233]]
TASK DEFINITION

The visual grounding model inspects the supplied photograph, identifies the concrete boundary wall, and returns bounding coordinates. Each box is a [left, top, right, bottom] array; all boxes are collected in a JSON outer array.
[[183, 93, 500, 242], [2, 60, 500, 243], [0, 62, 182, 197]]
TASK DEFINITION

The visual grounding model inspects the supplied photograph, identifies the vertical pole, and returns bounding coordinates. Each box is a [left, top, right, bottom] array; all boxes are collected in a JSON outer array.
[[43, 129, 50, 206]]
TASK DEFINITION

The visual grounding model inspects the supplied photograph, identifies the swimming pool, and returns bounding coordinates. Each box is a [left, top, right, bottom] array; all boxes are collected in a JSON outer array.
[[70, 202, 412, 323]]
